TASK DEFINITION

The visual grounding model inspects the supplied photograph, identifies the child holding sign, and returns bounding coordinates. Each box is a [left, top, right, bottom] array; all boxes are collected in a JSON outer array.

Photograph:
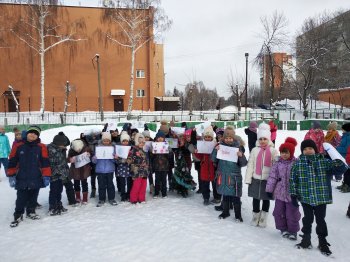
[[245, 122, 278, 227], [211, 126, 247, 221]]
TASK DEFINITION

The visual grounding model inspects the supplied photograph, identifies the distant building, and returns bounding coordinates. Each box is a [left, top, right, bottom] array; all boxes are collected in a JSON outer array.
[[259, 52, 292, 103], [318, 87, 350, 107], [0, 4, 164, 112]]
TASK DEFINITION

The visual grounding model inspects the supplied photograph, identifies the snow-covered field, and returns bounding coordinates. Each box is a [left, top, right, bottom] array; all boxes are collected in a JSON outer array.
[[0, 126, 349, 262]]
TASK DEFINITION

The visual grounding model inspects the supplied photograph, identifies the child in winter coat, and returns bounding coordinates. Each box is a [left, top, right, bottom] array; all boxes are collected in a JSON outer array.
[[290, 139, 347, 256], [115, 131, 132, 202], [245, 122, 278, 227], [142, 130, 155, 195], [336, 122, 350, 192], [0, 125, 11, 177], [269, 120, 278, 145], [47, 132, 71, 215], [304, 121, 325, 153], [194, 126, 217, 205], [68, 139, 91, 204], [12, 127, 23, 147], [211, 126, 248, 221], [245, 121, 258, 152], [127, 133, 150, 203], [7, 126, 51, 227], [266, 137, 301, 240], [92, 132, 118, 207], [324, 122, 341, 148], [151, 130, 172, 198]]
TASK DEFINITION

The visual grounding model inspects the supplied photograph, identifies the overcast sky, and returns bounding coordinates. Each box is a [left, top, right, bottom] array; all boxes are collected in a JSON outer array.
[[66, 0, 350, 96]]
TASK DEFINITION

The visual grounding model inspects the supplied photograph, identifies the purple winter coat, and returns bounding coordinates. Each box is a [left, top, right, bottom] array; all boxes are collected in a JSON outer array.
[[266, 157, 296, 202]]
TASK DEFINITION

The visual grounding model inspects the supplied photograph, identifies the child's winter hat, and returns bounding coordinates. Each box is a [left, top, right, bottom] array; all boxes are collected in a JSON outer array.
[[249, 121, 258, 133], [134, 133, 145, 146], [101, 132, 111, 141], [327, 121, 337, 131], [257, 122, 271, 140], [203, 126, 214, 138], [312, 120, 321, 129], [342, 122, 350, 132], [279, 137, 298, 159], [53, 132, 69, 147], [155, 130, 166, 140], [142, 130, 151, 138], [27, 125, 41, 137], [301, 139, 318, 154], [223, 126, 235, 139], [71, 139, 84, 153], [120, 131, 130, 142], [159, 120, 169, 135], [215, 128, 224, 137]]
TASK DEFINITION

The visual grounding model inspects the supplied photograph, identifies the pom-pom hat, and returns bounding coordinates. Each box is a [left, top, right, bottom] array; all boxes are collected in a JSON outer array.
[[257, 122, 271, 140], [279, 137, 297, 159]]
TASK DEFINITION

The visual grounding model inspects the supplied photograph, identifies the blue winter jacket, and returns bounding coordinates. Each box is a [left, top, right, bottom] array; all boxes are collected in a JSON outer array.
[[0, 133, 11, 158], [336, 132, 350, 157], [92, 145, 116, 174]]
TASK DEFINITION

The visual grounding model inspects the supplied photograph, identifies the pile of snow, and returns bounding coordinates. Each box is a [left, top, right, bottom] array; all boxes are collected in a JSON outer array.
[[0, 126, 349, 261]]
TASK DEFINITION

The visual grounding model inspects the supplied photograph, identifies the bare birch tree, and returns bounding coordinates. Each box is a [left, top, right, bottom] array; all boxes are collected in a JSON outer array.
[[256, 11, 289, 106], [100, 0, 171, 118], [227, 71, 245, 113], [9, 0, 86, 115]]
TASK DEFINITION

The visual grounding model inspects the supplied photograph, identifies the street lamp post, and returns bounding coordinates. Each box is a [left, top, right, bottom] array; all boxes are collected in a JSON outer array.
[[245, 53, 249, 119]]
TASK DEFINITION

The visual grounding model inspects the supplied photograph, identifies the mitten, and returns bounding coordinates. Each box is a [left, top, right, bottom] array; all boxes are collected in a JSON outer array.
[[291, 195, 299, 207], [266, 192, 273, 199], [43, 177, 51, 187], [9, 177, 16, 188]]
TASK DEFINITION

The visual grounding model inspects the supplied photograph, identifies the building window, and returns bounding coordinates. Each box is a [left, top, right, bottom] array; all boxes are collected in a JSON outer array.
[[136, 89, 145, 97], [157, 83, 160, 89], [136, 70, 145, 78]]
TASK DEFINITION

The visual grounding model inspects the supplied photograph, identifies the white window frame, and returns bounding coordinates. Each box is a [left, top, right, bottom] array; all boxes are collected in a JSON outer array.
[[136, 70, 145, 78], [136, 89, 145, 97]]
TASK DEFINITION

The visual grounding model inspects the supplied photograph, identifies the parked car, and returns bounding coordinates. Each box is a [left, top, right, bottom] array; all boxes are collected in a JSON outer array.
[[257, 104, 272, 110], [274, 103, 295, 110]]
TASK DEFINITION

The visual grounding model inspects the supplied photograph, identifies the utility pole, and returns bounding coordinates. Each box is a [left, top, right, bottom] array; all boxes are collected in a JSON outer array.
[[93, 54, 104, 121], [245, 53, 249, 119]]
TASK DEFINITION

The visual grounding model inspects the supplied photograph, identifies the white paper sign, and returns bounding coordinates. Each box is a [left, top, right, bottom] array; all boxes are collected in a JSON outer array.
[[143, 141, 152, 152], [195, 122, 211, 135], [106, 122, 117, 132], [75, 152, 91, 168], [217, 145, 238, 162], [95, 146, 115, 159], [323, 142, 348, 166], [115, 145, 131, 159], [197, 141, 216, 154], [152, 142, 169, 154], [170, 127, 185, 135], [165, 138, 178, 148], [131, 121, 145, 129]]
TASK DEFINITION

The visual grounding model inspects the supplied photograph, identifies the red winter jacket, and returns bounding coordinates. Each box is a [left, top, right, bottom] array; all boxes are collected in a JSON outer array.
[[194, 152, 215, 182]]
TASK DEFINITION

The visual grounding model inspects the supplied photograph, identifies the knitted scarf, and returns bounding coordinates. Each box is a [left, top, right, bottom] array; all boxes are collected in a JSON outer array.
[[324, 130, 338, 144], [255, 146, 272, 175]]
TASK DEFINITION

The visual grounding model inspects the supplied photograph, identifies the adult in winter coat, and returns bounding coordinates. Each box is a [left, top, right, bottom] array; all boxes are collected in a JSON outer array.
[[68, 139, 92, 204], [266, 137, 300, 240], [336, 122, 350, 192], [212, 126, 248, 222], [304, 121, 325, 153], [244, 121, 258, 152], [245, 122, 278, 228], [290, 139, 347, 256], [7, 126, 51, 227], [0, 125, 11, 176]]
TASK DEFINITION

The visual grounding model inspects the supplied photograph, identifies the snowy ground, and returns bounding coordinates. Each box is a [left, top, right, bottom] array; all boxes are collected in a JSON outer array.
[[0, 126, 349, 262]]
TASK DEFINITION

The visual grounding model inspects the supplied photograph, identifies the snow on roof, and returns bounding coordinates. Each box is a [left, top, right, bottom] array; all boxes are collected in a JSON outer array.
[[318, 87, 350, 93]]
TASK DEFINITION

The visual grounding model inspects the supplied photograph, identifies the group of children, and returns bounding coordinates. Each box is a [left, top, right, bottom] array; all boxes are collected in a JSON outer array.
[[2, 120, 349, 256]]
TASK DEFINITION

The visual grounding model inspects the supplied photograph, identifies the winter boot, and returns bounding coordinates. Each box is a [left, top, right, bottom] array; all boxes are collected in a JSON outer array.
[[90, 188, 96, 198], [26, 212, 40, 220], [58, 202, 68, 213], [233, 203, 243, 222], [347, 203, 350, 218], [336, 182, 344, 190], [82, 192, 88, 204], [318, 237, 332, 256], [75, 192, 81, 203], [295, 234, 312, 249], [203, 199, 210, 206], [49, 208, 61, 216], [10, 214, 23, 228], [218, 200, 230, 219], [250, 211, 260, 226], [258, 211, 268, 228], [288, 233, 297, 241], [215, 203, 223, 211]]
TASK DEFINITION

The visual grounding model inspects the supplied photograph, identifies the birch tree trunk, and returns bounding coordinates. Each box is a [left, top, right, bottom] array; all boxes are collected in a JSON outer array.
[[127, 46, 135, 118], [40, 15, 45, 116]]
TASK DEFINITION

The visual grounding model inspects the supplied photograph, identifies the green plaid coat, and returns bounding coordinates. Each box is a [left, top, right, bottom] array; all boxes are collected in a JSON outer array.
[[290, 154, 347, 206]]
